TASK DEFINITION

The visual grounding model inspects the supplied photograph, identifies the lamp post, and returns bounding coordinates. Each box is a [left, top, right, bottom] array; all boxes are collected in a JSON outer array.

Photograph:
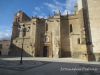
[[19, 25, 26, 64]]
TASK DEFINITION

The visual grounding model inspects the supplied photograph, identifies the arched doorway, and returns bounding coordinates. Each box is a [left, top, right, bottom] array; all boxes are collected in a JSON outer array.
[[43, 46, 48, 57]]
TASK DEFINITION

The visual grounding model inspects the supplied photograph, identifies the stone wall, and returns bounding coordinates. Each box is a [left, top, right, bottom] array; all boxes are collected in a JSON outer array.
[[46, 15, 61, 58], [0, 40, 10, 56], [84, 0, 100, 61], [85, 0, 100, 53], [60, 15, 71, 57]]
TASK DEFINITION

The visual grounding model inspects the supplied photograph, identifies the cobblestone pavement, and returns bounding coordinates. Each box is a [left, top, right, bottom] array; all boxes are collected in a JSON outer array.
[[0, 57, 100, 75]]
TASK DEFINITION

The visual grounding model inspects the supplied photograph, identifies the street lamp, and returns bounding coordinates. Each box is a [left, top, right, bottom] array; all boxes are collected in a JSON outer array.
[[19, 24, 26, 64]]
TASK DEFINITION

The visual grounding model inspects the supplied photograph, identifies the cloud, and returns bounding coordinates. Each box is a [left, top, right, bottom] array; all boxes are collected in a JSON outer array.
[[34, 7, 41, 11], [32, 0, 76, 17], [0, 29, 12, 40], [44, 0, 76, 15], [53, 0, 66, 7], [62, 10, 74, 15], [38, 16, 47, 19], [44, 2, 60, 13], [32, 11, 38, 16], [32, 10, 47, 18], [44, 3, 56, 11], [32, 6, 47, 18], [62, 10, 67, 15]]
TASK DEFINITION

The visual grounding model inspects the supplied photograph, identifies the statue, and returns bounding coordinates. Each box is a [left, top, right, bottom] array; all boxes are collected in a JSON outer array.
[[44, 35, 50, 43]]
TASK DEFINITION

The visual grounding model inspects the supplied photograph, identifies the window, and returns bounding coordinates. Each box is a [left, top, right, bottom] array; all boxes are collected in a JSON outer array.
[[22, 25, 26, 37], [0, 51, 1, 55], [78, 38, 80, 44], [46, 23, 48, 31], [28, 27, 30, 29], [23, 28, 26, 37], [0, 44, 2, 49], [70, 24, 73, 33], [23, 24, 25, 27], [33, 23, 35, 25]]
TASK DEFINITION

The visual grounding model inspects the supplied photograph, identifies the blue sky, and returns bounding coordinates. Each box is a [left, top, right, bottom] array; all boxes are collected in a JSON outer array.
[[0, 0, 76, 40]]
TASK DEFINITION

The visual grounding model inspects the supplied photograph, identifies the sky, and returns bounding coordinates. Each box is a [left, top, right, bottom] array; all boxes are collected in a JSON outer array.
[[0, 0, 76, 40]]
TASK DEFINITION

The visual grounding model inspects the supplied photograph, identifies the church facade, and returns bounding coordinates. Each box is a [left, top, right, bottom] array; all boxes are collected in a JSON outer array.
[[9, 0, 100, 61]]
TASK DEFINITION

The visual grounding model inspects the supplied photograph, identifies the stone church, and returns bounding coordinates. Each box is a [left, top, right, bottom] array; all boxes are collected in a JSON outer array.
[[9, 0, 100, 61]]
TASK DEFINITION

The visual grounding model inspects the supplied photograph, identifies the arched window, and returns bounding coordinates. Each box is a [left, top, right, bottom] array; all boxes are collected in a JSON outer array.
[[70, 24, 73, 33], [22, 27, 26, 37], [78, 38, 80, 44], [46, 23, 48, 31]]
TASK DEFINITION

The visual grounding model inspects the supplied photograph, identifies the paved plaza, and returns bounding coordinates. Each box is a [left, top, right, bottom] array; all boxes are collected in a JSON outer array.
[[0, 57, 100, 75]]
